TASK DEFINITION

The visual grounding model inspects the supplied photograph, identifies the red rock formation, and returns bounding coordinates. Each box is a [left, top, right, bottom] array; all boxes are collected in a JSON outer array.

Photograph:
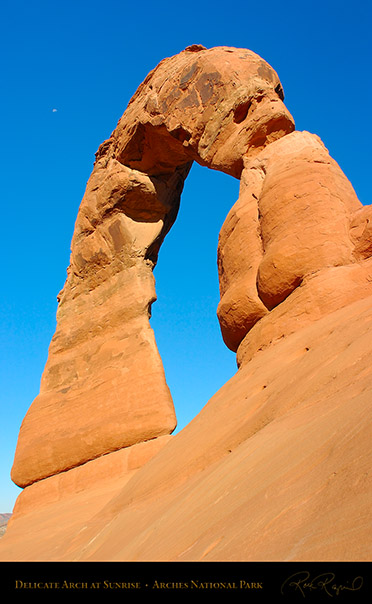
[[1, 295, 371, 562], [217, 130, 370, 353], [2, 45, 371, 563], [11, 45, 294, 489]]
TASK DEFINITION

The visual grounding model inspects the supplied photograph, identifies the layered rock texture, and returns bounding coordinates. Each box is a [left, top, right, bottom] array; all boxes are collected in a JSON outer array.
[[1, 45, 371, 562]]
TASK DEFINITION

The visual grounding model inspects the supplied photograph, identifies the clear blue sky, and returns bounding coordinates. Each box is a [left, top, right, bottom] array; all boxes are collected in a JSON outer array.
[[1, 0, 371, 511]]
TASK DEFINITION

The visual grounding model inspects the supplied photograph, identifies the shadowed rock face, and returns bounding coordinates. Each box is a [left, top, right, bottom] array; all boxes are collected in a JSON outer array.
[[3, 46, 372, 563], [11, 45, 295, 488]]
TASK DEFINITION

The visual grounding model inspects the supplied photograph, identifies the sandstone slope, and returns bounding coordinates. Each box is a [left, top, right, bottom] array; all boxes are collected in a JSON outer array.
[[1, 294, 371, 561]]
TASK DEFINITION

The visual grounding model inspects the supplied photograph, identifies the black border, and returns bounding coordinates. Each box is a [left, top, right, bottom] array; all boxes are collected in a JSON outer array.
[[1, 561, 370, 600]]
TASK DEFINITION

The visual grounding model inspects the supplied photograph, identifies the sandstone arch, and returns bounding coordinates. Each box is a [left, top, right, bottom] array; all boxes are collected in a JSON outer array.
[[4, 45, 372, 564], [11, 45, 294, 488], [11, 45, 372, 492]]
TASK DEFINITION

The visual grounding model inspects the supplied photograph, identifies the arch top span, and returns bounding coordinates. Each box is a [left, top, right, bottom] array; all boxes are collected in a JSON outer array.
[[96, 44, 295, 179]]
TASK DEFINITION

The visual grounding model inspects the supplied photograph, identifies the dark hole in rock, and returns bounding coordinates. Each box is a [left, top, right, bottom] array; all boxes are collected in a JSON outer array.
[[233, 100, 252, 124]]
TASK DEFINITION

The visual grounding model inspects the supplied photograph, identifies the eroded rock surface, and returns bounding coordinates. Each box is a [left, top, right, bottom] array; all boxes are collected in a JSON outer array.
[[11, 45, 294, 488], [217, 130, 372, 354], [3, 45, 371, 562]]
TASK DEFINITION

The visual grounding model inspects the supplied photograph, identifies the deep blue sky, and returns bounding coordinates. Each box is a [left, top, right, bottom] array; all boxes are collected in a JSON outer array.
[[1, 0, 371, 511]]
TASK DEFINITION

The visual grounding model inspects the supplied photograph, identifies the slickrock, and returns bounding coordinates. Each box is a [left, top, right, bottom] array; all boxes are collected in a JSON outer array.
[[9, 436, 172, 521], [1, 295, 371, 561], [2, 45, 371, 562]]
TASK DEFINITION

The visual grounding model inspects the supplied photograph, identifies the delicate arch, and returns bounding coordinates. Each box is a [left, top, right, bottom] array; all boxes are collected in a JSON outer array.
[[11, 45, 295, 487]]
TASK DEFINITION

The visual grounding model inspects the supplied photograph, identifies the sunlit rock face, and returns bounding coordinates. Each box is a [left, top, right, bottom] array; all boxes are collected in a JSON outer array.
[[11, 45, 294, 488], [111, 44, 294, 178], [3, 46, 372, 564], [217, 130, 372, 355]]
